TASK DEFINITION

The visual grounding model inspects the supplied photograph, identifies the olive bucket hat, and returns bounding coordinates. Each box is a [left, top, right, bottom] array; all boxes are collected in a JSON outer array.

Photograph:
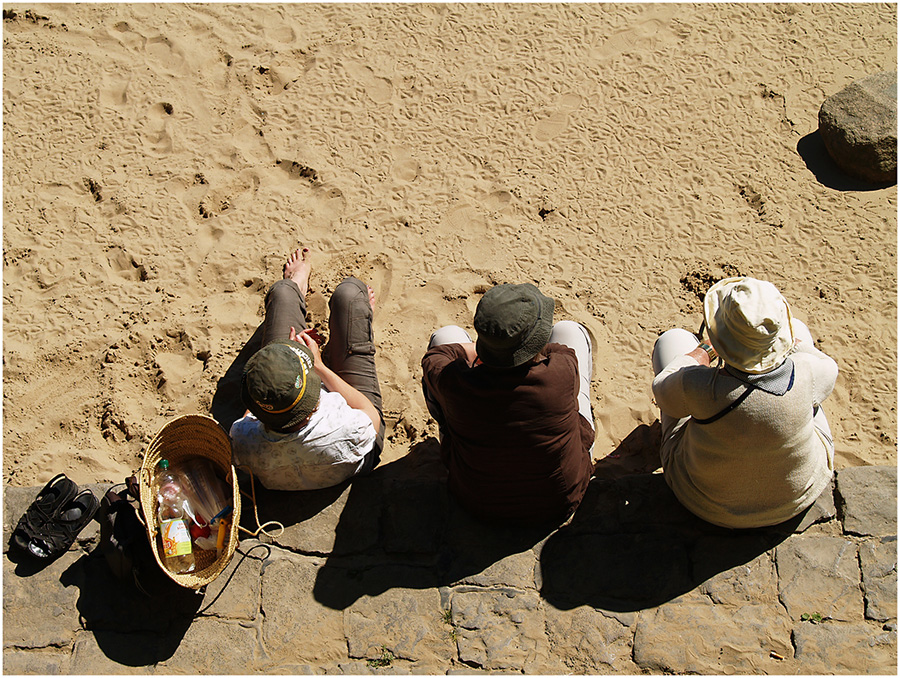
[[241, 340, 322, 431], [474, 283, 555, 368], [703, 277, 795, 374]]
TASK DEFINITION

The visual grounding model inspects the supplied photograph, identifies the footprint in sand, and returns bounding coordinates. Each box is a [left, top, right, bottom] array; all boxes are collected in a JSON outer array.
[[145, 35, 187, 74], [110, 20, 146, 51], [262, 11, 296, 44], [308, 185, 347, 224], [344, 61, 393, 104], [532, 93, 583, 141], [141, 103, 175, 154], [99, 72, 131, 107], [444, 203, 486, 234], [591, 9, 677, 60], [533, 111, 570, 142], [482, 189, 513, 212], [390, 149, 420, 183], [105, 246, 149, 282]]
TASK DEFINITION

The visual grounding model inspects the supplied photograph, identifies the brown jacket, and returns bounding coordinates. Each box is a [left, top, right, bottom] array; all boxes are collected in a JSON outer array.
[[422, 343, 594, 523]]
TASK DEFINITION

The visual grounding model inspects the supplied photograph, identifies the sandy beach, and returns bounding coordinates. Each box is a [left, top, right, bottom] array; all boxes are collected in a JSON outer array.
[[3, 3, 896, 489]]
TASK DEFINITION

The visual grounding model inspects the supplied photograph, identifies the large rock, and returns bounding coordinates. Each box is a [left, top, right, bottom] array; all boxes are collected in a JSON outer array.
[[818, 71, 897, 184]]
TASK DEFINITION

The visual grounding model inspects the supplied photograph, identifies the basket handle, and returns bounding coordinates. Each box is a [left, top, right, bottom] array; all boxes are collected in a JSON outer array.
[[235, 465, 285, 539], [126, 474, 147, 527]]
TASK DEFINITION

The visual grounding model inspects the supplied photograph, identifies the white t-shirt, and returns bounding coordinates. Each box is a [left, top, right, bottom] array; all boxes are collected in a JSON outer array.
[[230, 389, 377, 491]]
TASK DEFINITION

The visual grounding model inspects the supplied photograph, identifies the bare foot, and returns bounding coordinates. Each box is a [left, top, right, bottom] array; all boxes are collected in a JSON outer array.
[[367, 285, 375, 311], [283, 247, 311, 296]]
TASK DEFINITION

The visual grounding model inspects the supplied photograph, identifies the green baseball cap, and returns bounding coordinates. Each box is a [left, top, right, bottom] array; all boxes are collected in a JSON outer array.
[[241, 340, 321, 431]]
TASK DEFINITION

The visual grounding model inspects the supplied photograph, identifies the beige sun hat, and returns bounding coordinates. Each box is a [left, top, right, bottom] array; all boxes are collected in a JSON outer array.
[[703, 277, 794, 374]]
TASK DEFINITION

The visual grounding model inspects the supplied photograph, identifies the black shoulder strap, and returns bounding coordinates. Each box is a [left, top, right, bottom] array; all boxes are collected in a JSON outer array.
[[693, 385, 755, 425]]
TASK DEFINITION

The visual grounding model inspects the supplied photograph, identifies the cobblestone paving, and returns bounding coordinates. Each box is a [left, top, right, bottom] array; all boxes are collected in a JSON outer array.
[[4, 446, 896, 674]]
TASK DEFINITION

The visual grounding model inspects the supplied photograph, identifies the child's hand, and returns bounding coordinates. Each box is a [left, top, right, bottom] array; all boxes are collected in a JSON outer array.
[[295, 327, 325, 370]]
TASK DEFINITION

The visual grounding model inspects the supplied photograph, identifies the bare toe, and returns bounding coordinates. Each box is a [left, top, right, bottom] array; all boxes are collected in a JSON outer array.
[[283, 247, 311, 296]]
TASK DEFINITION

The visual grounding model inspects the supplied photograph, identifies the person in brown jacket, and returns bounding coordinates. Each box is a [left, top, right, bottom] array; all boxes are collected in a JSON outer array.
[[421, 283, 595, 524]]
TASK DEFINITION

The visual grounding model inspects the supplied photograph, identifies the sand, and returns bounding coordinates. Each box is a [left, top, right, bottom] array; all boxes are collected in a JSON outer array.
[[3, 3, 896, 489]]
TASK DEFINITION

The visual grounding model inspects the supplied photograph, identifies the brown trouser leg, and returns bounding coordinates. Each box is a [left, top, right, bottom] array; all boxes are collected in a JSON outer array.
[[261, 279, 308, 347], [327, 277, 384, 472]]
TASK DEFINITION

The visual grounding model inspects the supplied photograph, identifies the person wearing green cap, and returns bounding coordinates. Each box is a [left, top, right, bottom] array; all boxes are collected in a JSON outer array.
[[651, 277, 838, 529], [229, 247, 384, 490], [421, 283, 595, 524]]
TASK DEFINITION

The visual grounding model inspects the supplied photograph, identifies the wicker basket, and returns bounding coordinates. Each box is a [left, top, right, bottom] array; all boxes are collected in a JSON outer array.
[[139, 414, 241, 589]]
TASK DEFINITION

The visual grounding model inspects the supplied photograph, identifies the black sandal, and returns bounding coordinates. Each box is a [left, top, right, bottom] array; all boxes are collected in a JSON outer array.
[[11, 473, 79, 553], [26, 489, 100, 559]]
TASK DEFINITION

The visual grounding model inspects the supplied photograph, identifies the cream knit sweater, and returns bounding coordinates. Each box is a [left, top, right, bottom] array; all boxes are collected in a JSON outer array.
[[652, 342, 838, 528]]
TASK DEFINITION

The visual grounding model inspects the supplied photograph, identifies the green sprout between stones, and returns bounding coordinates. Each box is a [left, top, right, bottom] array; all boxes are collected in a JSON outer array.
[[801, 612, 824, 623], [442, 608, 459, 641], [366, 645, 395, 668]]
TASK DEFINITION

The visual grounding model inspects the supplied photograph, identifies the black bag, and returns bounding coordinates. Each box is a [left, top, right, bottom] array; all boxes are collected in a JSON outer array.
[[96, 478, 169, 596]]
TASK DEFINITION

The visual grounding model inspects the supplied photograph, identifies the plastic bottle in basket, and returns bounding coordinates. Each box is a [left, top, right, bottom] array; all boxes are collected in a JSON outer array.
[[155, 459, 196, 574]]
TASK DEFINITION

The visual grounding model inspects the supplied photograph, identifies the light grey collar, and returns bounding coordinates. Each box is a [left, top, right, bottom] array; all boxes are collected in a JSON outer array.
[[724, 358, 794, 396]]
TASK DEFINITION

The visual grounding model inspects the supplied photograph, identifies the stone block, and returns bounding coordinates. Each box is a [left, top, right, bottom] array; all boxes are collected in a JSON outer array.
[[776, 536, 863, 622], [694, 539, 778, 606], [837, 466, 897, 537], [263, 663, 318, 674], [345, 586, 453, 662], [795, 479, 838, 532], [450, 588, 549, 671], [569, 475, 700, 535], [2, 647, 72, 674], [261, 554, 346, 663], [819, 71, 897, 184], [57, 550, 203, 634], [859, 537, 898, 622], [451, 548, 538, 590], [260, 480, 381, 556], [442, 507, 551, 590], [793, 620, 897, 674], [633, 600, 792, 673], [542, 603, 635, 673], [3, 551, 81, 649], [157, 617, 262, 673], [199, 541, 264, 620], [70, 629, 165, 672], [314, 560, 441, 611]]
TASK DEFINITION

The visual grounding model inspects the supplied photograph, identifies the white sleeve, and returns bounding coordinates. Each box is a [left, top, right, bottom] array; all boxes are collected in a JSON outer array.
[[652, 354, 702, 419]]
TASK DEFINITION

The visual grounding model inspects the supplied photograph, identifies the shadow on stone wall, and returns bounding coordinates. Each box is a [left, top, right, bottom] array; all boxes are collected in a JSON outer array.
[[60, 552, 202, 665], [233, 424, 813, 615], [311, 438, 558, 610], [539, 474, 803, 612]]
